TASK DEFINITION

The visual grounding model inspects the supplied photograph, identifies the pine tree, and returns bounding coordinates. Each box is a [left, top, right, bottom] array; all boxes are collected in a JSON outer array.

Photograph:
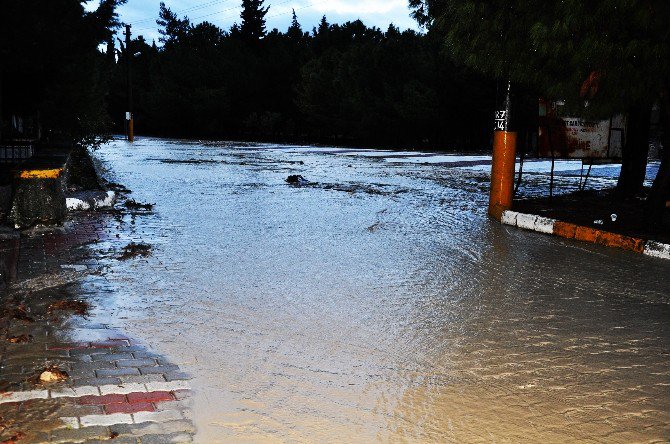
[[157, 2, 190, 45], [240, 0, 269, 42], [287, 9, 304, 41]]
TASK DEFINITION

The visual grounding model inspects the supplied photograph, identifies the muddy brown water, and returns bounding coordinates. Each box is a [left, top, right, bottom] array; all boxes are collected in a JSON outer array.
[[87, 138, 669, 442]]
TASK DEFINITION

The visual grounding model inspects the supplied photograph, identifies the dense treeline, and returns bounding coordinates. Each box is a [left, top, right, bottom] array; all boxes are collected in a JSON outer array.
[[107, 2, 495, 150], [0, 0, 125, 145]]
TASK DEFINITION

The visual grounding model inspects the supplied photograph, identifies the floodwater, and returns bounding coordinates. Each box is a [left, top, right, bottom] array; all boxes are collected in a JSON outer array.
[[90, 138, 668, 442]]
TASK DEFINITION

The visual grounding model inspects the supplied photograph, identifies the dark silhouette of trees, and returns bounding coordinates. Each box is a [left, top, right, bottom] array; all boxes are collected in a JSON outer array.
[[240, 0, 269, 42], [0, 0, 126, 145], [106, 5, 495, 150]]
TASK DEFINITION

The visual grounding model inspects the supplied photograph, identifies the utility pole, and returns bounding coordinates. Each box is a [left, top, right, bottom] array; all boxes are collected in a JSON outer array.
[[125, 24, 134, 142]]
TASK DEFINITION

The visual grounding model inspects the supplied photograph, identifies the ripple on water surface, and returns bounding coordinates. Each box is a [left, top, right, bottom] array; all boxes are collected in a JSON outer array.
[[90, 138, 670, 442]]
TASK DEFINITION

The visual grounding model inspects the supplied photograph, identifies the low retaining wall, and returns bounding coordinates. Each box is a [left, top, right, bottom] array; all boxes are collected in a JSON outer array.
[[501, 210, 670, 260]]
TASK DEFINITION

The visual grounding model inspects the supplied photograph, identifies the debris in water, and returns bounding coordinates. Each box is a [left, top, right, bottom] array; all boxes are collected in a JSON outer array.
[[367, 222, 382, 233], [47, 300, 89, 316], [38, 366, 69, 383], [105, 181, 131, 193], [594, 219, 604, 225], [611, 213, 618, 222], [119, 242, 152, 260], [12, 305, 33, 323], [286, 175, 310, 186], [1, 431, 25, 444], [6, 335, 32, 344], [124, 199, 154, 210]]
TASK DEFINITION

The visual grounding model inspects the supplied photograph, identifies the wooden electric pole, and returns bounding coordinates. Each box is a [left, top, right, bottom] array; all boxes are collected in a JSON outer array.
[[125, 24, 134, 142]]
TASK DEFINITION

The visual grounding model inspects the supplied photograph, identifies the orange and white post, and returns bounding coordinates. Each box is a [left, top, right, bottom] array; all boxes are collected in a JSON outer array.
[[488, 81, 517, 220]]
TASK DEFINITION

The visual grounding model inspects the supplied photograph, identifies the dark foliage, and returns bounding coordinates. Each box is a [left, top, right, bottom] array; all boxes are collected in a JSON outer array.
[[409, 0, 670, 214], [0, 0, 125, 146], [106, 4, 496, 150]]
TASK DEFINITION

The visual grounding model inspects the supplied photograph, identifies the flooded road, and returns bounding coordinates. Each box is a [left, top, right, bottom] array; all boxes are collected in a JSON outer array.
[[91, 138, 669, 442]]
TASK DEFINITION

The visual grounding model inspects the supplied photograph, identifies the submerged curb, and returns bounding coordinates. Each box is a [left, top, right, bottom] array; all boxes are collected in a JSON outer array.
[[500, 210, 670, 260]]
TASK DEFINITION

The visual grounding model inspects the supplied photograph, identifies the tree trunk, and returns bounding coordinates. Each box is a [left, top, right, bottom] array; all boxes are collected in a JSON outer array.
[[616, 104, 652, 197], [647, 91, 670, 224]]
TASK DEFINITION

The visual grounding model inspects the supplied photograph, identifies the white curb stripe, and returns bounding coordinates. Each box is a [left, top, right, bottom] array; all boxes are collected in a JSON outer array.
[[0, 390, 49, 404], [534, 216, 555, 234], [516, 213, 538, 231], [0, 380, 191, 404], [501, 210, 669, 261], [501, 210, 556, 235], [60, 409, 186, 429], [644, 241, 670, 260], [500, 210, 518, 226]]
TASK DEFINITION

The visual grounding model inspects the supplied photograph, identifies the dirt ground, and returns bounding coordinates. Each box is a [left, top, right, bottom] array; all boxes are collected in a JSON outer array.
[[514, 188, 670, 244]]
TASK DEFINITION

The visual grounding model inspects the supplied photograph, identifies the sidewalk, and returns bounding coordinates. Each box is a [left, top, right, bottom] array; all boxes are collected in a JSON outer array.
[[0, 210, 195, 442]]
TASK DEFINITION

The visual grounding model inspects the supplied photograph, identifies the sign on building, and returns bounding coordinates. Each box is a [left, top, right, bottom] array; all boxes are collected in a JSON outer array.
[[538, 98, 626, 159]]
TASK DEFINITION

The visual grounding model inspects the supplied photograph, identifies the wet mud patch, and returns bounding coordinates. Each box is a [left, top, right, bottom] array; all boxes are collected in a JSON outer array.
[[123, 199, 154, 211], [47, 299, 89, 317], [6, 335, 32, 344], [104, 181, 132, 194], [118, 242, 152, 260], [0, 431, 25, 444], [3, 305, 34, 324], [320, 182, 410, 196], [156, 158, 220, 165]]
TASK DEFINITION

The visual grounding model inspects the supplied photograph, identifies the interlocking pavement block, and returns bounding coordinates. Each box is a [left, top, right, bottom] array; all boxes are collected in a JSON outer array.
[[140, 365, 179, 375], [96, 367, 140, 377], [91, 352, 135, 362], [0, 390, 49, 404], [72, 377, 122, 387], [50, 425, 112, 443], [119, 374, 166, 384], [116, 358, 157, 368], [164, 372, 192, 382], [145, 381, 191, 392], [50, 386, 100, 398], [127, 391, 174, 403], [80, 412, 133, 427], [110, 419, 196, 437], [99, 382, 147, 395], [133, 409, 183, 424], [105, 401, 155, 414], [78, 393, 127, 405]]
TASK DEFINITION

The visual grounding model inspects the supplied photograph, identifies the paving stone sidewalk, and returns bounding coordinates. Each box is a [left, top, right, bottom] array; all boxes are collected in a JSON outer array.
[[0, 211, 195, 443]]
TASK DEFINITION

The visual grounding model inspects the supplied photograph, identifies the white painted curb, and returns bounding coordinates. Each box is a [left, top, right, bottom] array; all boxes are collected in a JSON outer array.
[[500, 210, 556, 235], [643, 241, 670, 260], [500, 210, 669, 261]]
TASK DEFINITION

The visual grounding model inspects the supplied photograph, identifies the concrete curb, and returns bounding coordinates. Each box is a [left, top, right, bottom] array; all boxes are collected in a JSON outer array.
[[500, 210, 670, 260]]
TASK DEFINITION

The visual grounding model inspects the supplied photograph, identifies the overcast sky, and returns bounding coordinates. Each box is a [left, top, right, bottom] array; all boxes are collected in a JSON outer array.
[[102, 0, 420, 43]]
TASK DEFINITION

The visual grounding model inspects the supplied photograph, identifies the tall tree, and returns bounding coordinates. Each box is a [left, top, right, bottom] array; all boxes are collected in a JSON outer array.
[[0, 0, 126, 145], [156, 2, 191, 46], [409, 0, 670, 213], [240, 0, 269, 42], [287, 9, 305, 42]]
